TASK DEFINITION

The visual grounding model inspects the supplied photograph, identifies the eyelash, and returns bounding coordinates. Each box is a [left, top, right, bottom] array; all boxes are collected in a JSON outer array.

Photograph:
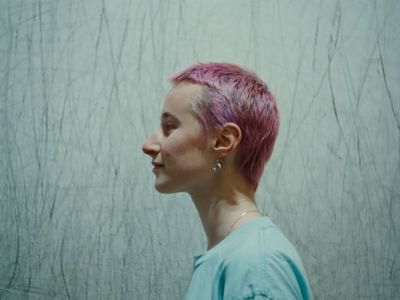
[[162, 122, 175, 135]]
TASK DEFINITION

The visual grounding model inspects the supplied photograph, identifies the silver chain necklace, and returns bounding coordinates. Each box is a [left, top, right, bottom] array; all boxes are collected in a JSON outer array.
[[226, 210, 259, 237]]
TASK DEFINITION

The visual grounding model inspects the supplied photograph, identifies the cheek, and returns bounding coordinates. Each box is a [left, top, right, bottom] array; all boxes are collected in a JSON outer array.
[[163, 135, 207, 166], [163, 137, 186, 158]]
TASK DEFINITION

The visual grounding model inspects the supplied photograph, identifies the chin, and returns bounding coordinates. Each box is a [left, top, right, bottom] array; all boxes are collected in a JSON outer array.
[[154, 174, 198, 194], [154, 182, 183, 194]]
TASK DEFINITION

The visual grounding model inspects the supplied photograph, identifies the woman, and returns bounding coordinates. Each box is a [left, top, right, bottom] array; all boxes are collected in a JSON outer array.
[[142, 63, 313, 300]]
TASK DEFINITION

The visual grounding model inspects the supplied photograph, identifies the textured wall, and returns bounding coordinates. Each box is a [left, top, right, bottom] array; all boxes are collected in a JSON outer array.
[[1, 0, 399, 299]]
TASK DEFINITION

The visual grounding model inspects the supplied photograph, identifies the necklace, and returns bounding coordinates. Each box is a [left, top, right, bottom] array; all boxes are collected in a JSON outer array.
[[226, 210, 259, 237]]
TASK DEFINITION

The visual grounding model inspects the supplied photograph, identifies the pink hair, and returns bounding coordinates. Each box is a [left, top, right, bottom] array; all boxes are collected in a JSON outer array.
[[169, 62, 279, 190]]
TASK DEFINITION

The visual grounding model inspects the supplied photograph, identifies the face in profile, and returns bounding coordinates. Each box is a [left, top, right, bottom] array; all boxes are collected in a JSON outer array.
[[142, 82, 215, 194]]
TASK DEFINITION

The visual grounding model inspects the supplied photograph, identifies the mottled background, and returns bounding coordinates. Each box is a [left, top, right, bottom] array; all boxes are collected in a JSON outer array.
[[0, 0, 399, 299]]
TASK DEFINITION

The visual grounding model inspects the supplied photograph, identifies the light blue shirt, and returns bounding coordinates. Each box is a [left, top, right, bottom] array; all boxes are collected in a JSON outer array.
[[184, 217, 313, 300]]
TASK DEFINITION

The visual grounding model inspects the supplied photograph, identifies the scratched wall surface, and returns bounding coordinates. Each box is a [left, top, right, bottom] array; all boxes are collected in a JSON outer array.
[[0, 0, 399, 299]]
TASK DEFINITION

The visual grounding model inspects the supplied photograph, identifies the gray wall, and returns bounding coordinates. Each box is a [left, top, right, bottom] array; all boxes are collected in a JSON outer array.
[[1, 0, 399, 299]]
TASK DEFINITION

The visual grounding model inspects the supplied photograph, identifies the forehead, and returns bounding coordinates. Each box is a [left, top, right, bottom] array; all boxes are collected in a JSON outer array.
[[162, 82, 204, 118]]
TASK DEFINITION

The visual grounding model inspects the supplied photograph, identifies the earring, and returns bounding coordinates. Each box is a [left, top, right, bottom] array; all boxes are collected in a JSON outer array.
[[213, 159, 222, 174]]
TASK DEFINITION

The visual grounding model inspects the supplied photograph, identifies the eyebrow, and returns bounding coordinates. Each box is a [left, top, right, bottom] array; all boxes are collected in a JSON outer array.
[[161, 112, 178, 120]]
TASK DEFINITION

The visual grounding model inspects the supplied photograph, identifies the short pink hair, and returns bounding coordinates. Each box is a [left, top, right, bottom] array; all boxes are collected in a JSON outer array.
[[169, 62, 279, 189]]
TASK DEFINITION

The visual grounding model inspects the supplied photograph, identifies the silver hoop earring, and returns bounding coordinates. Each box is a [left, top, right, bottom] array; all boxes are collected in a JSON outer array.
[[213, 159, 222, 174]]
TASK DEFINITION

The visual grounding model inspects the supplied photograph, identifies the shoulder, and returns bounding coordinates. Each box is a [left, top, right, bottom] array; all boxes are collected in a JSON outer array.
[[223, 217, 299, 269], [219, 218, 311, 299]]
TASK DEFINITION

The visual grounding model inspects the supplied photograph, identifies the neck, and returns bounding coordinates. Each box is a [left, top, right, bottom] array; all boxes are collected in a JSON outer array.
[[189, 177, 261, 250]]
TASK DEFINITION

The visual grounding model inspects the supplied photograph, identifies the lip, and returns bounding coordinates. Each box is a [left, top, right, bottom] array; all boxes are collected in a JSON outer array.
[[152, 162, 164, 169]]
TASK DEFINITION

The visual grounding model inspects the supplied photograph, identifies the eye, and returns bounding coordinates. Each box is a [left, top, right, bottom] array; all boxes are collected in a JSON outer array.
[[162, 121, 176, 135]]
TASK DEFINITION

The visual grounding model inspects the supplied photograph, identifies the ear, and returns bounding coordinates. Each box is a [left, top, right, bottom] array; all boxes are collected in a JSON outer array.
[[213, 123, 242, 157]]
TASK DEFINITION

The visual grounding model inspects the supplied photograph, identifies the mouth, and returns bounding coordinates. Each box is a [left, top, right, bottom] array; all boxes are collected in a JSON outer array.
[[152, 162, 164, 169]]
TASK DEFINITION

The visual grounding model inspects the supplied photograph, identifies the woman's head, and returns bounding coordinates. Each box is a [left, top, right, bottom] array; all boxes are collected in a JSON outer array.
[[169, 62, 280, 190], [142, 82, 218, 194]]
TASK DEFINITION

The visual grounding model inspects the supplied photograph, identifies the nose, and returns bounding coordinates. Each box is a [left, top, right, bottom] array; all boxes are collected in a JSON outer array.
[[142, 129, 160, 158]]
